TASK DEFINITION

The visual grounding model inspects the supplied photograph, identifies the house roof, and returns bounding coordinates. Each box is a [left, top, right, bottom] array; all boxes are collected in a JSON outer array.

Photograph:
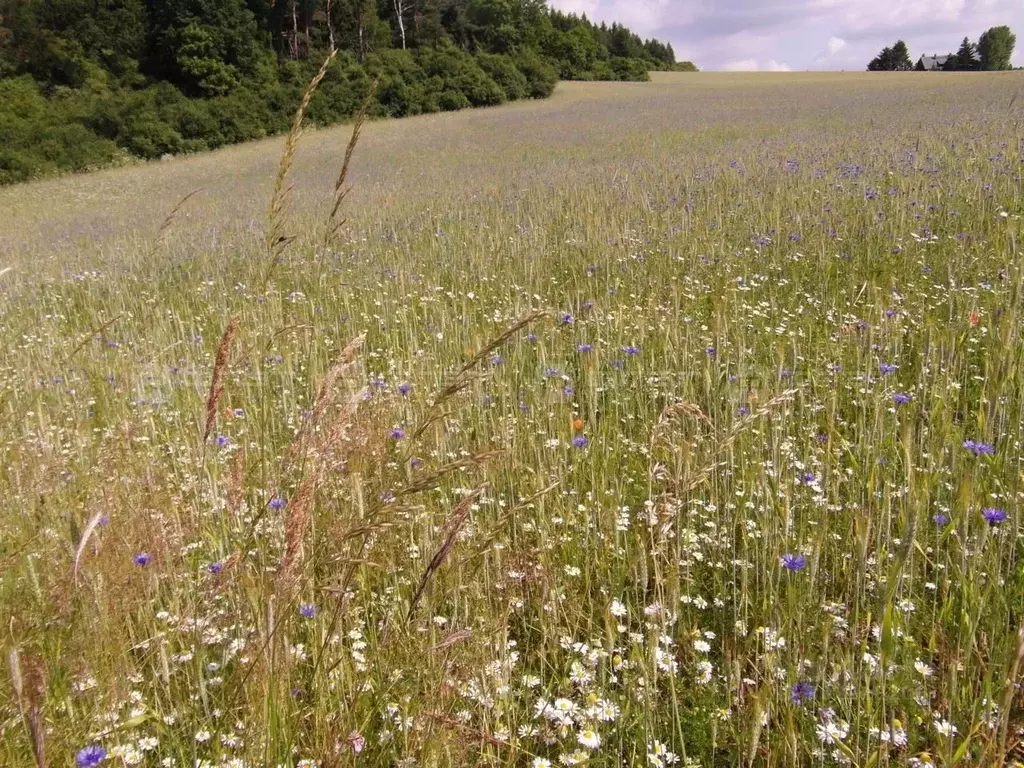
[[918, 54, 951, 70]]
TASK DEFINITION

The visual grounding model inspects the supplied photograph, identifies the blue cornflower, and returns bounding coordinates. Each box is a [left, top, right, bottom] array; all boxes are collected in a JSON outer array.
[[560, 312, 574, 326], [133, 553, 152, 567], [706, 346, 717, 358], [563, 386, 575, 397], [76, 745, 107, 767], [799, 472, 817, 485], [738, 406, 750, 416], [790, 681, 815, 704], [622, 345, 640, 356], [398, 382, 412, 396], [982, 507, 1007, 526], [893, 393, 911, 405], [544, 368, 561, 378], [409, 457, 423, 469], [216, 434, 231, 447], [490, 354, 504, 366], [578, 343, 593, 353], [933, 513, 950, 525], [781, 553, 807, 572], [572, 435, 589, 449], [389, 427, 405, 440], [207, 561, 223, 574], [268, 496, 287, 511], [526, 333, 538, 343], [963, 439, 995, 456], [299, 603, 318, 619], [879, 362, 897, 375]]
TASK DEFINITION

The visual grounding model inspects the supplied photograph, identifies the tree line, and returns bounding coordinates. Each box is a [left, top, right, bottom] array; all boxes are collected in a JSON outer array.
[[867, 26, 1017, 71], [0, 0, 695, 184]]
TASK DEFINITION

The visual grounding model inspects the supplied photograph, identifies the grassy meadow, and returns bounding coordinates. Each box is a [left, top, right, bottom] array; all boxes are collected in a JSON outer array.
[[2, 71, 1024, 767]]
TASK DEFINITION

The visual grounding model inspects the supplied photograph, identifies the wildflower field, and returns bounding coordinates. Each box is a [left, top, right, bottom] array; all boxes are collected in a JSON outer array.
[[2, 71, 1024, 768]]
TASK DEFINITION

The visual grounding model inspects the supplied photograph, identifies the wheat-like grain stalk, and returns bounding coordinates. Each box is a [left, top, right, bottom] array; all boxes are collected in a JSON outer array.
[[203, 317, 239, 442], [406, 485, 486, 621], [324, 77, 379, 247], [264, 48, 339, 288]]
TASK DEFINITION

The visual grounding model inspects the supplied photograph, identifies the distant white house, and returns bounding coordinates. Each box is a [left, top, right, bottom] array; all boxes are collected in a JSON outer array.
[[917, 54, 951, 70]]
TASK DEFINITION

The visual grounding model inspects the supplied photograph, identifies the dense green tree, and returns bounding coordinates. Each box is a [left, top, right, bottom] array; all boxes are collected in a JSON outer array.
[[0, 0, 678, 183], [978, 25, 1016, 70], [955, 37, 979, 69], [868, 40, 912, 71]]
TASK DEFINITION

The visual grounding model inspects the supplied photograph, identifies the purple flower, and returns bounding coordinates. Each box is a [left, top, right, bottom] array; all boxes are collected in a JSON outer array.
[[389, 427, 405, 440], [790, 681, 815, 704], [216, 434, 231, 447], [268, 496, 287, 511], [706, 346, 717, 358], [622, 345, 640, 356], [577, 343, 593, 353], [572, 435, 589, 449], [893, 393, 911, 405], [560, 312, 574, 326], [526, 333, 538, 343], [879, 362, 897, 376], [544, 368, 561, 378], [963, 439, 995, 456], [798, 472, 817, 485], [207, 561, 223, 574], [563, 386, 575, 397], [76, 745, 107, 767], [409, 457, 423, 469], [299, 603, 318, 619], [398, 382, 412, 396], [781, 553, 807, 572], [490, 354, 504, 366], [738, 406, 750, 416], [932, 513, 950, 525], [982, 507, 1007, 526], [133, 553, 152, 567]]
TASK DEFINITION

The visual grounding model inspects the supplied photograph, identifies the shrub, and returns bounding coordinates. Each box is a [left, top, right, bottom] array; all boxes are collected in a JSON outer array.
[[512, 50, 558, 98], [477, 53, 529, 100]]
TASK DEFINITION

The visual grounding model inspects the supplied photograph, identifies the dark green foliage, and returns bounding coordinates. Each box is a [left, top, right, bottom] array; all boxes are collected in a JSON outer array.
[[955, 37, 979, 70], [868, 40, 913, 71], [978, 26, 1016, 70], [476, 51, 528, 99], [0, 0, 678, 183]]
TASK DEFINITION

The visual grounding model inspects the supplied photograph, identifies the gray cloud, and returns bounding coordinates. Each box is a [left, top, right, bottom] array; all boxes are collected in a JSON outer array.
[[548, 0, 1024, 70]]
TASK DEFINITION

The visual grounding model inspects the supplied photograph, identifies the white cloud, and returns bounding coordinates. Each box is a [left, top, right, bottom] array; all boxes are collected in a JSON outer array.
[[827, 36, 847, 55], [723, 58, 793, 70], [723, 58, 759, 70]]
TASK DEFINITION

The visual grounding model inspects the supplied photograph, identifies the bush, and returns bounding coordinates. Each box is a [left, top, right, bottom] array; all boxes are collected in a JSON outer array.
[[418, 46, 504, 108], [512, 50, 558, 98], [0, 75, 120, 182], [477, 53, 529, 100]]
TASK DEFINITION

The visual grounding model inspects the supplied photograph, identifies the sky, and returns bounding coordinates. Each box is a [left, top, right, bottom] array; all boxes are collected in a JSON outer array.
[[547, 0, 1024, 71]]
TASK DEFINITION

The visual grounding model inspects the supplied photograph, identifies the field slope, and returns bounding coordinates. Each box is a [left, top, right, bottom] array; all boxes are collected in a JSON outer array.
[[2, 73, 1024, 767]]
